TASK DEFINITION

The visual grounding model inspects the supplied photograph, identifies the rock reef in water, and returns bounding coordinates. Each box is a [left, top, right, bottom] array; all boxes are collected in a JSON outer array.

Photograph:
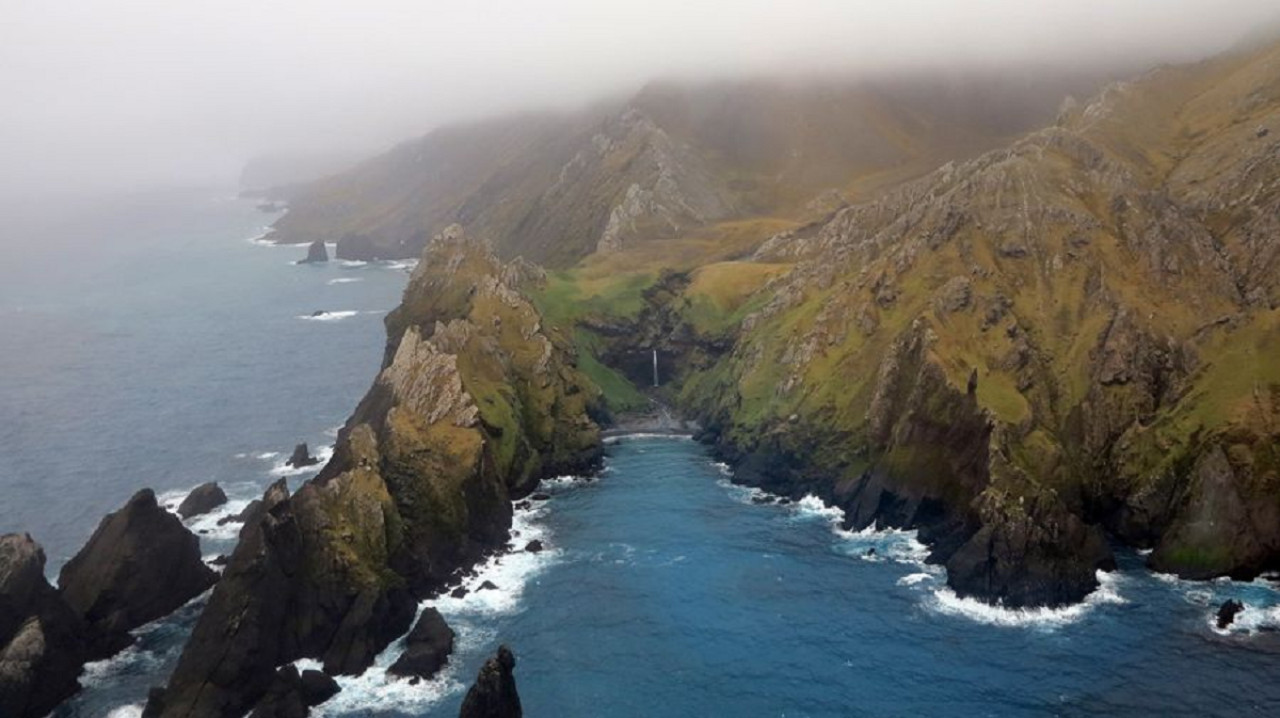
[[58, 489, 218, 654], [388, 607, 454, 679], [458, 645, 522, 718], [178, 482, 228, 519], [147, 226, 601, 717]]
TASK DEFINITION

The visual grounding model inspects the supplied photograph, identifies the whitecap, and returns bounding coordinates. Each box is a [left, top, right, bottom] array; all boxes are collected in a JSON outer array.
[[341, 260, 368, 268], [897, 572, 936, 586], [298, 310, 360, 322], [327, 277, 364, 285], [602, 433, 694, 444], [105, 705, 144, 718], [927, 570, 1126, 629], [384, 259, 420, 272]]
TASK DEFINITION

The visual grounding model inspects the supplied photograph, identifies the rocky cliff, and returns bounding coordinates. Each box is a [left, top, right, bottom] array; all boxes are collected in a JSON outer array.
[[264, 72, 1104, 265], [147, 226, 601, 717]]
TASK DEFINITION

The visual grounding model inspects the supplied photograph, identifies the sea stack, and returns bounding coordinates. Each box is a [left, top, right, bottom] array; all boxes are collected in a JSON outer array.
[[286, 443, 320, 468], [0, 534, 87, 718], [177, 482, 228, 519], [458, 645, 522, 718], [57, 489, 218, 654], [299, 240, 328, 264], [388, 608, 455, 679]]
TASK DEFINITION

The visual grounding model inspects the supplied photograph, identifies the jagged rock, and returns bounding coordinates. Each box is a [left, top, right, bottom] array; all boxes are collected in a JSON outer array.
[[451, 586, 469, 599], [210, 555, 229, 567], [286, 443, 320, 468], [458, 645, 522, 718], [178, 482, 228, 519], [524, 540, 543, 553], [59, 489, 217, 655], [1217, 599, 1245, 629], [299, 240, 328, 264], [388, 608, 454, 679], [0, 534, 87, 718], [220, 499, 264, 528], [298, 670, 340, 706], [247, 664, 340, 718], [477, 581, 498, 592]]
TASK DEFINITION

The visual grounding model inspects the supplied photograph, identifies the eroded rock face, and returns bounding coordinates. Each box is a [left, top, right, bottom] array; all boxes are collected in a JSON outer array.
[[58, 489, 217, 654], [388, 608, 454, 679], [286, 443, 320, 468], [178, 482, 228, 519], [149, 228, 601, 717], [458, 645, 522, 718], [0, 534, 87, 718], [300, 240, 329, 264]]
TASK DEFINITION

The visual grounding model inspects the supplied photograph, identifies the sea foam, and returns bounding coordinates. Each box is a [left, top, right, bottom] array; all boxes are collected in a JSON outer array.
[[927, 570, 1127, 629], [298, 310, 360, 322]]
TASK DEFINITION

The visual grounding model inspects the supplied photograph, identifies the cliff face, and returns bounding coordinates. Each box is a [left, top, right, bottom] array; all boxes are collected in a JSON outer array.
[[265, 73, 1102, 265], [148, 226, 601, 717], [675, 40, 1280, 606]]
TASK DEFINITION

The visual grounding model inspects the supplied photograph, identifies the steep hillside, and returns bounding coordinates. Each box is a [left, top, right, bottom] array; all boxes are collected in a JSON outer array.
[[146, 226, 601, 717], [266, 72, 1104, 265], [571, 40, 1280, 608]]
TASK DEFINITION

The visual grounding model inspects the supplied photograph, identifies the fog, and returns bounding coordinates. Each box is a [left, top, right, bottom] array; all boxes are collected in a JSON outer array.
[[2, 0, 1279, 197]]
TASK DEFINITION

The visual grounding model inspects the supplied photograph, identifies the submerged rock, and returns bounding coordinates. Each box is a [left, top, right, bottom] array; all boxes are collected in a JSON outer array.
[[0, 534, 87, 718], [1217, 599, 1245, 630], [458, 645, 522, 718], [299, 240, 329, 264], [388, 608, 455, 679], [286, 443, 320, 468], [58, 489, 217, 654], [178, 482, 228, 519]]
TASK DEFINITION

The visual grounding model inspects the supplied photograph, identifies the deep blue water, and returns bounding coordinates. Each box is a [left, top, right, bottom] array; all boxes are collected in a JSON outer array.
[[4, 191, 1280, 717]]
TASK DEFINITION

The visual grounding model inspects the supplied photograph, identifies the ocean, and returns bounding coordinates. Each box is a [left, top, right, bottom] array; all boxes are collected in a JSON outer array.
[[3, 191, 1280, 717]]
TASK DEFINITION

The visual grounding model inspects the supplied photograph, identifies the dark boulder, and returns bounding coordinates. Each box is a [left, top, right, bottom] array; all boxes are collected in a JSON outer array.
[[458, 645, 521, 718], [178, 482, 228, 519], [286, 443, 320, 469], [450, 586, 469, 599], [524, 540, 543, 553], [529, 493, 550, 502], [298, 670, 340, 706], [58, 489, 217, 655], [0, 534, 88, 718], [477, 581, 498, 591], [299, 240, 328, 264], [388, 608, 455, 679], [1217, 599, 1245, 630], [210, 555, 229, 567]]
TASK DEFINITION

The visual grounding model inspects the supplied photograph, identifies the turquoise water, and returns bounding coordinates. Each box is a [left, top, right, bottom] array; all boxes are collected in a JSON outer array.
[[4, 191, 1280, 717]]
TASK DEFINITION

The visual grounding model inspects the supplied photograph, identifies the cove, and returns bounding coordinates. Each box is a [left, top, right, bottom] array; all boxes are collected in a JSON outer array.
[[321, 436, 1280, 717]]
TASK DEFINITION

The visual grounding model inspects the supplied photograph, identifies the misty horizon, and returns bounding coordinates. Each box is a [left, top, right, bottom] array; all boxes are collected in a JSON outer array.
[[3, 0, 1280, 199]]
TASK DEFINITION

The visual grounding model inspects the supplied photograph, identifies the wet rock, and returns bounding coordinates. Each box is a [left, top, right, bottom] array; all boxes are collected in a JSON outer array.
[[524, 540, 543, 553], [286, 443, 320, 469], [298, 670, 340, 706], [529, 493, 551, 502], [210, 555, 229, 567], [478, 581, 498, 592], [178, 482, 227, 519], [451, 586, 469, 599], [0, 534, 88, 718], [248, 665, 338, 718], [58, 489, 217, 655], [299, 240, 328, 264], [458, 645, 522, 718], [1217, 599, 1245, 630], [388, 608, 455, 679]]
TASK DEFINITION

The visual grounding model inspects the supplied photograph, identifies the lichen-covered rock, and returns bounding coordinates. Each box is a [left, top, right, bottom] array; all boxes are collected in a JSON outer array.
[[58, 489, 217, 654], [458, 645, 522, 718]]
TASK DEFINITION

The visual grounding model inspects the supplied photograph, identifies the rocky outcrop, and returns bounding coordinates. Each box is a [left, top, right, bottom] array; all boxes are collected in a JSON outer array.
[[458, 645, 522, 718], [299, 240, 328, 264], [246, 666, 339, 718], [58, 489, 217, 654], [0, 534, 87, 718], [149, 227, 600, 717], [388, 608, 454, 679], [286, 443, 320, 468], [1217, 599, 1245, 630], [178, 482, 228, 519]]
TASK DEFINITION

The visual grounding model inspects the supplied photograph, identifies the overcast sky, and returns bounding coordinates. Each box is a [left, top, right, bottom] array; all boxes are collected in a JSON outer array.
[[2, 0, 1279, 196]]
